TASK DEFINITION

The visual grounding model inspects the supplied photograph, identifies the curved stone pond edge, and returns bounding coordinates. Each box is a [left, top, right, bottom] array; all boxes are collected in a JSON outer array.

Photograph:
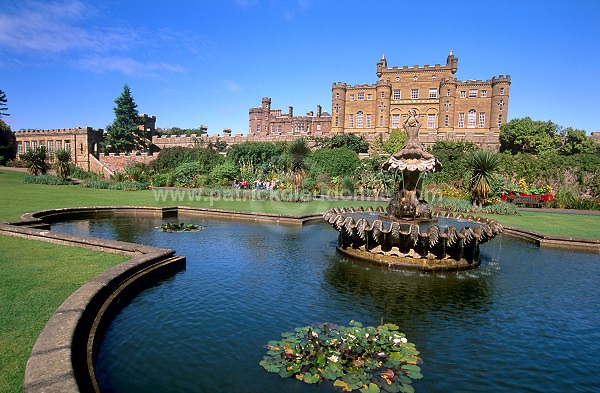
[[0, 206, 597, 393]]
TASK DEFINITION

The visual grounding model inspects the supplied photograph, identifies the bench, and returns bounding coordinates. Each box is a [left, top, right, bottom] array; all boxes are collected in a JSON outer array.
[[513, 195, 544, 208]]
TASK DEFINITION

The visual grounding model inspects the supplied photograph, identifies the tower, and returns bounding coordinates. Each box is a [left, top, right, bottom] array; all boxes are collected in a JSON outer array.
[[446, 50, 458, 75], [331, 83, 347, 133], [376, 54, 387, 78]]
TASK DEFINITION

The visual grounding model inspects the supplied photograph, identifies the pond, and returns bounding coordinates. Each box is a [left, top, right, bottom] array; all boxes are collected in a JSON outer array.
[[52, 214, 600, 393]]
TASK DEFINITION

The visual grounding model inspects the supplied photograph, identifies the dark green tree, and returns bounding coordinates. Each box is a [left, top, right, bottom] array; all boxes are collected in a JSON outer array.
[[383, 128, 407, 154], [0, 119, 16, 165], [0, 89, 10, 118], [499, 117, 561, 155], [103, 84, 146, 153], [54, 148, 71, 180], [558, 128, 598, 155], [314, 133, 369, 153], [287, 138, 311, 194]]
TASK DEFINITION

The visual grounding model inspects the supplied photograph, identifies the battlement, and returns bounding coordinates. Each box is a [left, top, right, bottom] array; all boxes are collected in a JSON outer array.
[[386, 63, 447, 72], [491, 75, 511, 83], [346, 83, 378, 90], [16, 126, 101, 134], [101, 151, 158, 157], [332, 82, 348, 88]]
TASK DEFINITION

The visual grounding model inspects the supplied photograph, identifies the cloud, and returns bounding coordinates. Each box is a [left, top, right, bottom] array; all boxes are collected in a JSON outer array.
[[223, 80, 243, 92], [78, 56, 185, 77], [0, 0, 208, 76]]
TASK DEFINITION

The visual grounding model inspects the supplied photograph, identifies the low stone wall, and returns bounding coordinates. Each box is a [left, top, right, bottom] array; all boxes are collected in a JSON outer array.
[[97, 152, 156, 174]]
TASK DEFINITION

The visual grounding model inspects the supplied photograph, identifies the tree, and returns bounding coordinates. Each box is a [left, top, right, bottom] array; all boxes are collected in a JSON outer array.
[[311, 147, 360, 178], [20, 147, 50, 175], [466, 149, 501, 208], [103, 84, 147, 153], [0, 89, 9, 118], [287, 138, 310, 194], [0, 119, 15, 165], [54, 148, 71, 180], [383, 128, 407, 154], [314, 133, 369, 153], [499, 117, 561, 155], [558, 128, 598, 155]]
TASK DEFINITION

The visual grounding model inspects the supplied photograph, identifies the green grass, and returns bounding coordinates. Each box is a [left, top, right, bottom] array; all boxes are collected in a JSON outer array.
[[0, 167, 599, 392], [0, 235, 128, 393]]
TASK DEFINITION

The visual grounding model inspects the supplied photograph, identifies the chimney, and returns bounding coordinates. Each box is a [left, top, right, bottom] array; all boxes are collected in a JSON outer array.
[[289, 105, 293, 118], [317, 104, 322, 117]]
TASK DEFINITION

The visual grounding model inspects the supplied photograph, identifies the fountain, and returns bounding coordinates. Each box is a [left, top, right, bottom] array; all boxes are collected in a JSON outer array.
[[324, 108, 503, 271]]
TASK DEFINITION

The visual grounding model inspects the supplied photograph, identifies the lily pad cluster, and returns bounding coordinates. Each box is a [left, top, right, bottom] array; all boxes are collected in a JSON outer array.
[[157, 222, 204, 232], [260, 321, 422, 392]]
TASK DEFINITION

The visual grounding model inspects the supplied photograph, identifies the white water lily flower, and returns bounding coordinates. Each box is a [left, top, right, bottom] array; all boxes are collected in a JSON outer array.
[[328, 355, 339, 363]]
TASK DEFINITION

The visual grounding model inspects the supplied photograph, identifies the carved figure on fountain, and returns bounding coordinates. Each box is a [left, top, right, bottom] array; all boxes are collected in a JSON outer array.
[[382, 109, 441, 221]]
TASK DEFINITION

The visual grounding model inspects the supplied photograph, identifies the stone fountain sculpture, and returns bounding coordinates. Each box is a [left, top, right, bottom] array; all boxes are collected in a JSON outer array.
[[383, 108, 441, 221], [323, 109, 503, 272]]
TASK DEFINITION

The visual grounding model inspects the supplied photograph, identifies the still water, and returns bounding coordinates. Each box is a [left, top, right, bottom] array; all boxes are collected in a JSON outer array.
[[53, 214, 600, 393]]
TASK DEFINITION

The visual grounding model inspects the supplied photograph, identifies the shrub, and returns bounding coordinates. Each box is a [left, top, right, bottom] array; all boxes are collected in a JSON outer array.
[[22, 174, 76, 185], [151, 173, 173, 187], [173, 161, 205, 187], [311, 147, 360, 178]]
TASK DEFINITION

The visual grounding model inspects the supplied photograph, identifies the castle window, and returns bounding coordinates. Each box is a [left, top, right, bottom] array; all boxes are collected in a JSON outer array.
[[500, 87, 505, 95], [499, 100, 504, 111], [379, 116, 384, 127], [429, 88, 437, 99], [335, 116, 339, 127], [444, 115, 449, 127], [366, 114, 372, 128], [24, 141, 30, 152], [460, 91, 466, 98], [367, 94, 372, 100], [349, 94, 355, 101], [411, 89, 419, 99], [380, 91, 385, 98], [480, 90, 487, 97], [393, 89, 401, 100], [64, 140, 71, 152], [17, 142, 23, 157], [395, 77, 400, 81], [467, 109, 476, 128], [55, 140, 62, 150], [445, 102, 450, 112], [277, 125, 283, 133], [356, 112, 364, 128], [348, 114, 354, 128], [32, 141, 38, 150], [427, 114, 436, 129], [256, 125, 260, 133], [469, 89, 477, 97], [316, 124, 321, 131], [432, 75, 437, 79], [391, 114, 400, 128], [358, 92, 365, 100], [335, 104, 339, 114], [447, 89, 451, 96], [479, 112, 486, 128], [336, 93, 340, 99], [498, 114, 503, 127], [458, 112, 465, 128]]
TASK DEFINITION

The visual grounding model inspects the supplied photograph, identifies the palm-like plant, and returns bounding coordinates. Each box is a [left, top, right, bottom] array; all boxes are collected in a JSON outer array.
[[287, 138, 310, 194], [466, 149, 501, 208], [20, 147, 50, 176], [54, 148, 71, 180]]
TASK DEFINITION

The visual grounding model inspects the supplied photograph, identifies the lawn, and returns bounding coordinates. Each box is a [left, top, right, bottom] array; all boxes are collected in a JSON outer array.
[[1, 168, 599, 392]]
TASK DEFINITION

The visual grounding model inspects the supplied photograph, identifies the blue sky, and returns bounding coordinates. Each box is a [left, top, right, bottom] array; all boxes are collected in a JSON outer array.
[[1, 0, 599, 135]]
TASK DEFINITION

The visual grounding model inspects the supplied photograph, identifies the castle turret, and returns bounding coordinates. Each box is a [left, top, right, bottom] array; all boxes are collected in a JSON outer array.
[[490, 75, 511, 134], [446, 50, 458, 74], [439, 78, 457, 133], [331, 82, 347, 133], [376, 54, 387, 78]]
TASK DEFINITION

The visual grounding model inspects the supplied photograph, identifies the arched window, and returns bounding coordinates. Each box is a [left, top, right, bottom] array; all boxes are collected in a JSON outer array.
[[356, 111, 364, 128], [467, 109, 476, 128]]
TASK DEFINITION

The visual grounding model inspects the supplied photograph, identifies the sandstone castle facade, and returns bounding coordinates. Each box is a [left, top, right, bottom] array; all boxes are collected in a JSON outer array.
[[331, 51, 510, 146]]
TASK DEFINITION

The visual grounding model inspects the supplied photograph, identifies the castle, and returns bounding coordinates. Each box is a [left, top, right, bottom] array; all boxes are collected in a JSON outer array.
[[331, 51, 510, 147], [14, 51, 510, 175]]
